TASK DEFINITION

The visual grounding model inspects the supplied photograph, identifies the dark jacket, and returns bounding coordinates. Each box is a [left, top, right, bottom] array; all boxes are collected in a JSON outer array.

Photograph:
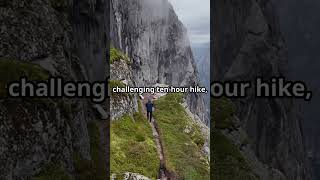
[[146, 102, 153, 112]]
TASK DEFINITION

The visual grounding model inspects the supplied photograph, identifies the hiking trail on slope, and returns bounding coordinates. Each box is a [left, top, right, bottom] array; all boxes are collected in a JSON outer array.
[[142, 93, 169, 180]]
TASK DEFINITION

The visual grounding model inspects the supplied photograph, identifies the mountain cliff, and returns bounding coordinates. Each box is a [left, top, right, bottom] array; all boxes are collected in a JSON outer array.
[[0, 0, 108, 179], [110, 0, 208, 125], [212, 0, 310, 179], [272, 1, 320, 179], [193, 43, 210, 120], [109, 0, 210, 179]]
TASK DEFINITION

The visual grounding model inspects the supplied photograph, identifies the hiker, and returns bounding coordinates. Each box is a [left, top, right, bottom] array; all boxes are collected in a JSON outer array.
[[146, 99, 154, 122]]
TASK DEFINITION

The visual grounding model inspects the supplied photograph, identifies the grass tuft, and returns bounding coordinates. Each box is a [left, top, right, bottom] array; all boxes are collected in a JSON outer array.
[[109, 80, 126, 89], [110, 48, 130, 64]]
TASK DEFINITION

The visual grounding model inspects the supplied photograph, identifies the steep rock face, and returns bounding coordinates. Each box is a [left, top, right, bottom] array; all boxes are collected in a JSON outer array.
[[0, 99, 73, 178], [110, 59, 138, 120], [213, 0, 310, 179], [271, 1, 320, 179], [0, 0, 70, 77], [0, 0, 108, 178], [110, 0, 207, 124], [71, 0, 108, 81], [193, 43, 210, 120]]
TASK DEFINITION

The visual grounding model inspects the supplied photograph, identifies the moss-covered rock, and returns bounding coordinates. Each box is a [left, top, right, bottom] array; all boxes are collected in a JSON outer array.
[[212, 130, 258, 180], [109, 80, 126, 89], [211, 97, 236, 129], [109, 79, 137, 120], [110, 48, 130, 64], [211, 97, 258, 179], [0, 59, 49, 97], [1, 97, 73, 179]]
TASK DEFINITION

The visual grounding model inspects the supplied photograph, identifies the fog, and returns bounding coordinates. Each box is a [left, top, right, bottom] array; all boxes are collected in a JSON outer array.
[[168, 0, 210, 45]]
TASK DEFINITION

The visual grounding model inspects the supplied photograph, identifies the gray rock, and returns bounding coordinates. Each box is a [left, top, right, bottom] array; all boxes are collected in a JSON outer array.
[[213, 0, 311, 179], [0, 100, 73, 179], [0, 0, 109, 178], [110, 0, 207, 125], [110, 59, 138, 120], [123, 172, 150, 180]]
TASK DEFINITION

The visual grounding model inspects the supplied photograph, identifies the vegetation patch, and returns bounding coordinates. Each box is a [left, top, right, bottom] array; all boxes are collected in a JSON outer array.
[[109, 80, 126, 89], [211, 130, 258, 180], [73, 121, 107, 180], [0, 58, 49, 97], [32, 162, 71, 180], [211, 97, 257, 179], [212, 97, 236, 129], [110, 48, 130, 64], [154, 93, 209, 179], [110, 101, 159, 178], [109, 79, 133, 102]]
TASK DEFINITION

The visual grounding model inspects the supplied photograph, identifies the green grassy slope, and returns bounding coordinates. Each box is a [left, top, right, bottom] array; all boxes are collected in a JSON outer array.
[[110, 102, 160, 178], [154, 94, 209, 179], [211, 98, 258, 180]]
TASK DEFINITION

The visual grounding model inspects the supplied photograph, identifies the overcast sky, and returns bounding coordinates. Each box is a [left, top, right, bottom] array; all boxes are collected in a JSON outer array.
[[168, 0, 210, 45]]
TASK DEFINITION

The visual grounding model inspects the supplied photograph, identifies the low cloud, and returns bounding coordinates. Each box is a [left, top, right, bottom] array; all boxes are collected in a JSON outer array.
[[168, 0, 210, 45]]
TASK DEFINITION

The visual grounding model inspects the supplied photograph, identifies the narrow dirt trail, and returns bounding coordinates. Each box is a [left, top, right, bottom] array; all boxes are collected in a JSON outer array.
[[141, 93, 168, 180]]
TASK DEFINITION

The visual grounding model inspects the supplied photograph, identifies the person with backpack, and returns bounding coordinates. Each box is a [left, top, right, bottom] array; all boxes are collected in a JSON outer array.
[[146, 99, 154, 122]]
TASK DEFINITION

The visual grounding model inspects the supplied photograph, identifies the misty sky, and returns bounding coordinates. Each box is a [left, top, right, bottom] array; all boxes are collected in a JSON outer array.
[[168, 0, 210, 45]]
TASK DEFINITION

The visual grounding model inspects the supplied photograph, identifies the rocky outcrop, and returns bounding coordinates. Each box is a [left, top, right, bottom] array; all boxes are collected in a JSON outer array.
[[0, 0, 108, 179], [110, 59, 138, 120], [213, 0, 310, 179], [110, 0, 207, 125], [111, 172, 150, 180], [181, 100, 210, 158], [0, 99, 73, 178]]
